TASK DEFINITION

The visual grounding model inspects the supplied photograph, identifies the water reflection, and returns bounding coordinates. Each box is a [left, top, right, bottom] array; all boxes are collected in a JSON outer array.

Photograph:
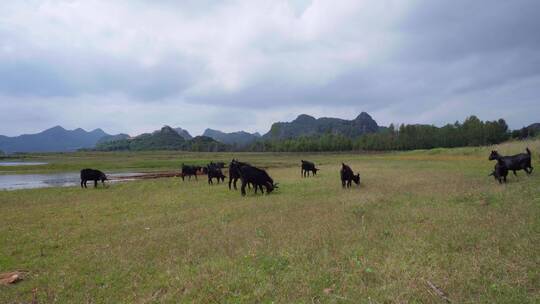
[[0, 162, 48, 166], [0, 172, 143, 190]]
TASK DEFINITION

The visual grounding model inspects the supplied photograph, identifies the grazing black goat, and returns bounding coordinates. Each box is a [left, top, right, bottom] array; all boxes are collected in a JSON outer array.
[[207, 163, 226, 184], [489, 161, 508, 184], [238, 164, 278, 196], [181, 164, 201, 181], [301, 160, 319, 177], [488, 148, 533, 176], [340, 163, 360, 188], [80, 168, 107, 188], [228, 159, 250, 190]]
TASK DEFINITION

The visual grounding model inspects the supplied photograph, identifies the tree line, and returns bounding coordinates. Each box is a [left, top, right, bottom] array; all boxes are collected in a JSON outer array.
[[247, 116, 513, 152]]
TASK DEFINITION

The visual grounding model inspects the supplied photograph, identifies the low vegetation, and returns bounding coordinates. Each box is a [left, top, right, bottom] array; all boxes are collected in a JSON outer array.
[[1, 140, 539, 303]]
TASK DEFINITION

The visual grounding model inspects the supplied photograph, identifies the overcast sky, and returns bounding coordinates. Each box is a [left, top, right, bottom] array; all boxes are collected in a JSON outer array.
[[1, 0, 539, 137]]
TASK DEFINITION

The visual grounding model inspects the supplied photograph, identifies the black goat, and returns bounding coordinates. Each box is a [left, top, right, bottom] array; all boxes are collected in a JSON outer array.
[[80, 168, 107, 188], [340, 163, 360, 188], [489, 148, 533, 176], [238, 164, 278, 196], [207, 163, 226, 184], [301, 160, 319, 177], [181, 164, 201, 181], [489, 161, 508, 184], [228, 159, 250, 190]]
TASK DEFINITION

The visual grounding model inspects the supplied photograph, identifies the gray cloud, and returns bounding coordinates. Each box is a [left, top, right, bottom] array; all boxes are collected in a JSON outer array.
[[398, 1, 540, 61], [0, 0, 539, 136], [0, 51, 201, 99]]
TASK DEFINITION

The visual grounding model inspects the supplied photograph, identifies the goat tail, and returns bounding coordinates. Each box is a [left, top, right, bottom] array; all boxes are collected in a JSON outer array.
[[526, 147, 531, 155]]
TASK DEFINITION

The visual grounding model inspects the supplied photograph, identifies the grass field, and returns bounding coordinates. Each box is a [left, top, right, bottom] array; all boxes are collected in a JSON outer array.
[[1, 140, 539, 303]]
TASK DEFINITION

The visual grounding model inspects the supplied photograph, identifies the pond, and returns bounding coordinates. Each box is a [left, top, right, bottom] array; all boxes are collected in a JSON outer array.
[[0, 172, 145, 190], [0, 161, 48, 166]]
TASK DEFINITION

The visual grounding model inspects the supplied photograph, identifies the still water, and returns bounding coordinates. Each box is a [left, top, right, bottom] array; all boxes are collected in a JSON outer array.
[[0, 162, 48, 166], [0, 172, 142, 190]]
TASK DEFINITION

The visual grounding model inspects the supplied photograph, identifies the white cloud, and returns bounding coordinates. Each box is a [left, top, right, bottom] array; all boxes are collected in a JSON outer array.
[[0, 0, 539, 136]]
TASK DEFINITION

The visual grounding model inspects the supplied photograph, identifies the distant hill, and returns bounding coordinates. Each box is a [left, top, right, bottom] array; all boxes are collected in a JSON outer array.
[[173, 127, 192, 140], [0, 126, 114, 153], [96, 133, 130, 145], [263, 112, 379, 140], [203, 128, 261, 147], [95, 126, 229, 152], [189, 135, 230, 152], [96, 126, 185, 151], [527, 123, 540, 132], [511, 122, 540, 139]]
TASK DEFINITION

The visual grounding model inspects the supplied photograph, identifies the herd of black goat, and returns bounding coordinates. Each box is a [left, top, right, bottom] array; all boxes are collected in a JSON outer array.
[[79, 147, 534, 192], [180, 159, 282, 196]]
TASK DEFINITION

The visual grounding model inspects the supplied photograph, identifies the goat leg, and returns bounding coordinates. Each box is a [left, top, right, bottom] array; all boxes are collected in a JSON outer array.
[[241, 180, 247, 196]]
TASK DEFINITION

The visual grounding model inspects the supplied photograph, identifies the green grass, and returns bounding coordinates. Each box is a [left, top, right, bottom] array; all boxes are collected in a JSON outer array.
[[1, 140, 539, 303]]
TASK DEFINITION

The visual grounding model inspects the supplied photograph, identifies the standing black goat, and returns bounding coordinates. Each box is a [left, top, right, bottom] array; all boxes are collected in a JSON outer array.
[[488, 148, 533, 176], [228, 159, 249, 190], [207, 163, 226, 184], [301, 160, 319, 177], [340, 163, 360, 188]]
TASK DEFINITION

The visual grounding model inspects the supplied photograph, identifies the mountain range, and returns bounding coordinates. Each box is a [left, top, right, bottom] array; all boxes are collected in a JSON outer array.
[[0, 113, 399, 153], [3, 113, 533, 153], [0, 126, 115, 153]]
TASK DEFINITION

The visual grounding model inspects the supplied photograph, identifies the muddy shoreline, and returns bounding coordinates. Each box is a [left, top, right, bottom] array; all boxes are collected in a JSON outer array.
[[0, 170, 210, 190]]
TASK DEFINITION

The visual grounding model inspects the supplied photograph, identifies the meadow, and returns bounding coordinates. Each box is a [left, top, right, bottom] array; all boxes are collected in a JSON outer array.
[[1, 140, 539, 303]]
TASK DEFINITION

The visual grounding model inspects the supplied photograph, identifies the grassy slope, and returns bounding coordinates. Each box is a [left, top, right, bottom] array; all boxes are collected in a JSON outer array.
[[1, 140, 539, 303]]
